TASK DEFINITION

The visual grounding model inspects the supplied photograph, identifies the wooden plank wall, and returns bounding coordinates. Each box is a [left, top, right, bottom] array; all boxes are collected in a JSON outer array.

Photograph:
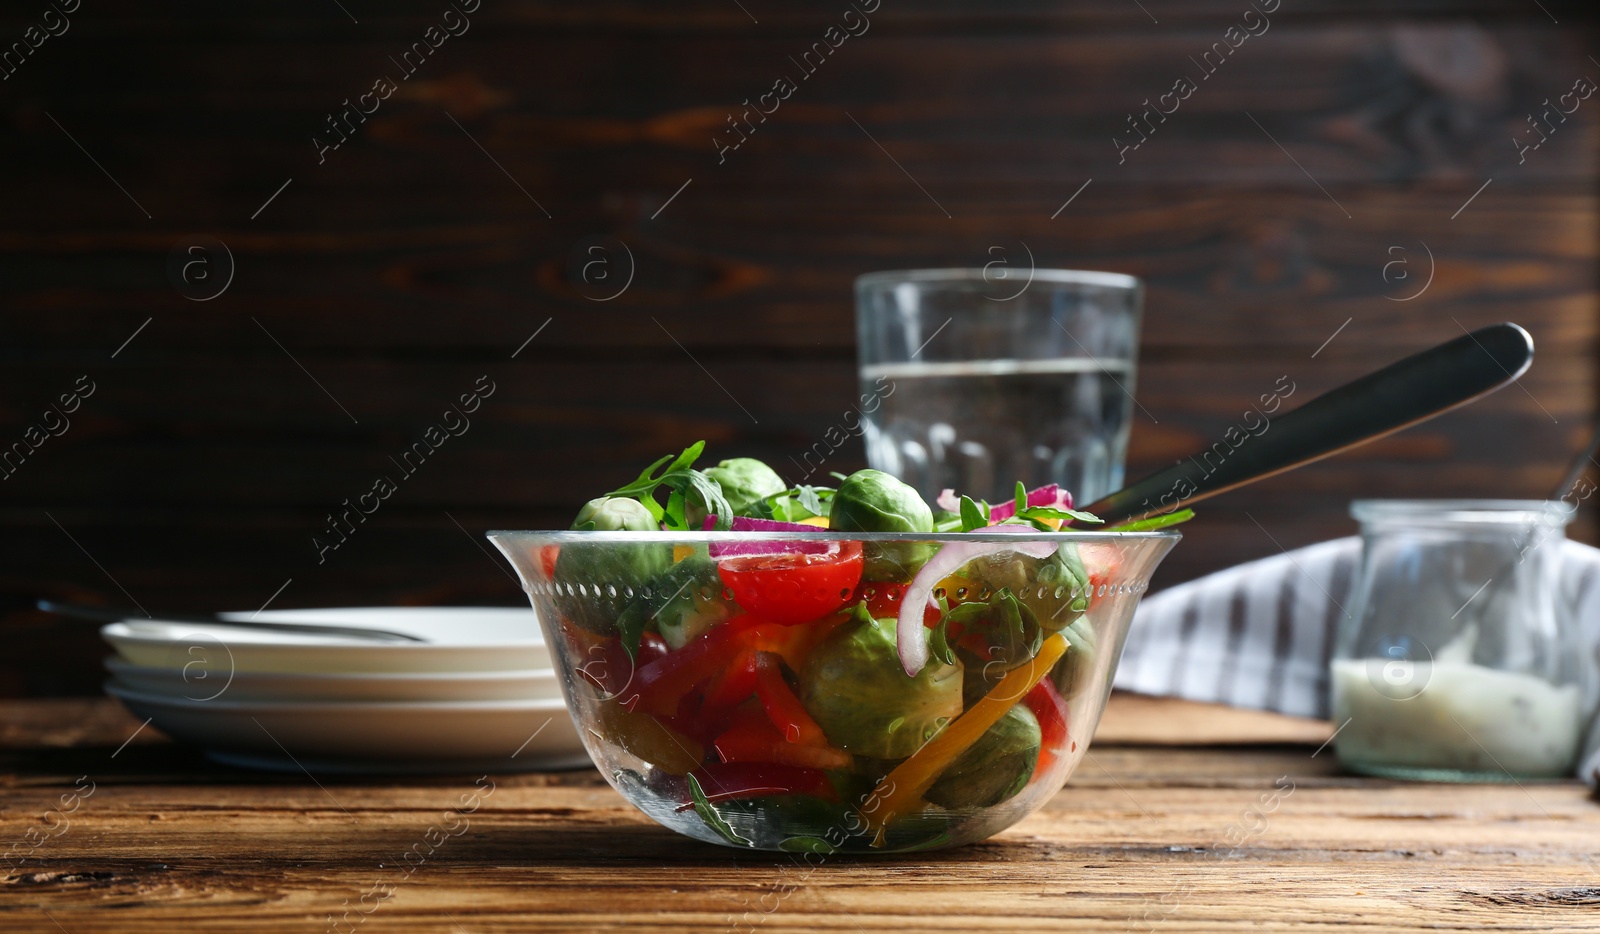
[[0, 1, 1595, 695]]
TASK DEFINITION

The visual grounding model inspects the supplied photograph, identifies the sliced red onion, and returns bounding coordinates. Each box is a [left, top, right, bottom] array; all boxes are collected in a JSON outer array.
[[988, 483, 1073, 521], [729, 517, 820, 533], [897, 536, 1059, 676], [939, 484, 1074, 522], [704, 515, 833, 559]]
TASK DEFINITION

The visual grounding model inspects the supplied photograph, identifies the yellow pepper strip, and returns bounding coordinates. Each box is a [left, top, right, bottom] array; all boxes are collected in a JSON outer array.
[[672, 544, 695, 563], [862, 632, 1069, 847], [797, 516, 830, 527], [935, 574, 982, 603]]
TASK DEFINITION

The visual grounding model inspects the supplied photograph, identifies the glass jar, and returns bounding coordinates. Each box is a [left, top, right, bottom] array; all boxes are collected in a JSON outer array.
[[1331, 499, 1586, 781]]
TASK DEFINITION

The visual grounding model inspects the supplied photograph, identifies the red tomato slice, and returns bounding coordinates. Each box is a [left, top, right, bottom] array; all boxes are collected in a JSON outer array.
[[717, 542, 864, 625]]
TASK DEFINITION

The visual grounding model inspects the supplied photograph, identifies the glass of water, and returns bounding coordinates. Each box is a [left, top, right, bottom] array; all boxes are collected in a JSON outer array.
[[854, 268, 1143, 505]]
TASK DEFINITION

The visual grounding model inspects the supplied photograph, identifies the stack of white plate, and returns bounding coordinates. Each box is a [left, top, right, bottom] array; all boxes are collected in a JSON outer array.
[[102, 607, 591, 774]]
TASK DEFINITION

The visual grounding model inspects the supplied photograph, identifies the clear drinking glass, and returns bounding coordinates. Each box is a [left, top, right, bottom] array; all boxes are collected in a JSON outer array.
[[1331, 500, 1588, 781], [855, 269, 1143, 505]]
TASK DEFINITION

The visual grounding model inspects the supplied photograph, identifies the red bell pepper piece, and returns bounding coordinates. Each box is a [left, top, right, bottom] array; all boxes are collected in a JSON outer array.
[[859, 581, 941, 627], [657, 689, 721, 746], [538, 544, 560, 579], [1023, 678, 1070, 779], [700, 648, 760, 718], [679, 760, 839, 810], [625, 623, 744, 715], [752, 652, 827, 747], [713, 705, 850, 771], [1082, 543, 1123, 603], [576, 632, 667, 698], [730, 612, 848, 672]]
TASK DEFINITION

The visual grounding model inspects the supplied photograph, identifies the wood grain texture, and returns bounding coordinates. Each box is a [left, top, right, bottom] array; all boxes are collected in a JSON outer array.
[[2, 696, 1597, 933], [0, 2, 1596, 696]]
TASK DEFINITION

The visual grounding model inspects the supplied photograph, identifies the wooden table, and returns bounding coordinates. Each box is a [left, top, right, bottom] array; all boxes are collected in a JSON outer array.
[[3, 694, 1596, 932]]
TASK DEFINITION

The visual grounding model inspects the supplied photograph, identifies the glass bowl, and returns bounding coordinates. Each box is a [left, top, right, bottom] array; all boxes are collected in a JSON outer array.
[[490, 529, 1179, 853]]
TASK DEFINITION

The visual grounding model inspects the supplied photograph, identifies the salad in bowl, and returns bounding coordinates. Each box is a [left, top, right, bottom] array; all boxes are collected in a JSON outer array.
[[491, 443, 1184, 853]]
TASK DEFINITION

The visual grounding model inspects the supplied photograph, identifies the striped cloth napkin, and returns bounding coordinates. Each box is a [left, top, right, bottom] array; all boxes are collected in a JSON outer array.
[[1115, 537, 1600, 784]]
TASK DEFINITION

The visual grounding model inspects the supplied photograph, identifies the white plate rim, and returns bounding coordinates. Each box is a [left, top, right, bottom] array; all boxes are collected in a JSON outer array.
[[102, 606, 542, 650], [102, 625, 542, 648], [102, 656, 557, 683], [105, 682, 571, 714]]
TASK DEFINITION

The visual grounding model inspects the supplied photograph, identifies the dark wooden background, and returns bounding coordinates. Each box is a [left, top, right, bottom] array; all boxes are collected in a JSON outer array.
[[1, 0, 1595, 696]]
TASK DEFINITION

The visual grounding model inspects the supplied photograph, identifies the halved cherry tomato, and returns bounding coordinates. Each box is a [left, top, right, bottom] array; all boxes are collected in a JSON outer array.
[[679, 761, 839, 809], [1023, 679, 1070, 779], [717, 542, 864, 625], [713, 704, 850, 771], [751, 652, 827, 746]]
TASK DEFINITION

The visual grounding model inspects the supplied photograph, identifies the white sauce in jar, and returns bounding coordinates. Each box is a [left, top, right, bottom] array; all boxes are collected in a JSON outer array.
[[1331, 629, 1582, 777], [1331, 660, 1582, 776]]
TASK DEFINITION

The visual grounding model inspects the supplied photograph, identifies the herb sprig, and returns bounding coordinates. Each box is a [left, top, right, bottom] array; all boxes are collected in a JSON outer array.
[[750, 484, 835, 523], [600, 441, 733, 531], [686, 773, 752, 847], [1008, 482, 1104, 530], [1106, 508, 1195, 532]]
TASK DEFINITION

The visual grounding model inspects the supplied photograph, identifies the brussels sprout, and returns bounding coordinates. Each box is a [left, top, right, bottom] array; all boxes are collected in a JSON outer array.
[[961, 551, 1040, 595], [955, 544, 1091, 633], [961, 617, 1094, 705], [830, 469, 933, 533], [1056, 614, 1098, 702], [596, 699, 704, 775], [688, 458, 788, 526], [572, 496, 659, 532], [828, 469, 936, 581], [960, 654, 1002, 708], [924, 704, 1040, 810], [799, 610, 963, 759], [752, 484, 834, 523], [641, 553, 735, 649], [1029, 544, 1093, 631], [553, 497, 672, 635], [947, 588, 1043, 705]]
